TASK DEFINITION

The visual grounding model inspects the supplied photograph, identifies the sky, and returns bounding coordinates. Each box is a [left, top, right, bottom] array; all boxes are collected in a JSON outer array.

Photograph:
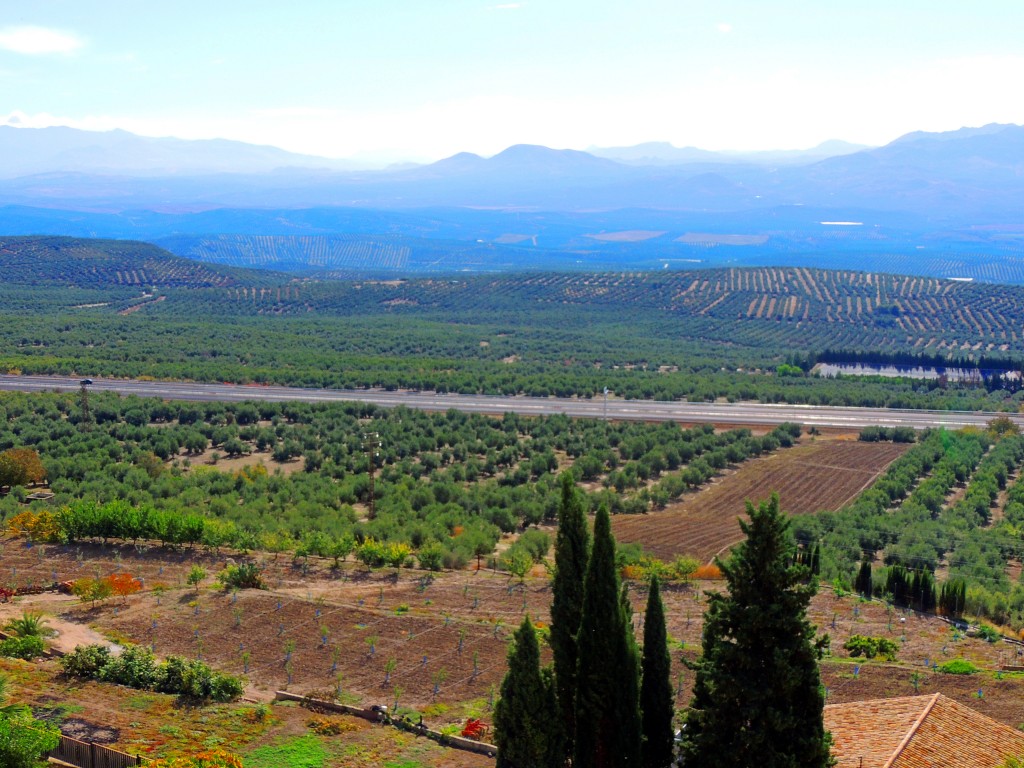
[[1, 1, 1022, 164]]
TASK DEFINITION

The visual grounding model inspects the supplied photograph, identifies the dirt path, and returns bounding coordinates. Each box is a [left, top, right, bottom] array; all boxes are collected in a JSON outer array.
[[0, 593, 120, 654]]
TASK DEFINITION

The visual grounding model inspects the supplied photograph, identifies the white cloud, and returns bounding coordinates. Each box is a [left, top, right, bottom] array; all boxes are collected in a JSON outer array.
[[493, 3, 522, 9], [0, 25, 84, 55], [717, 22, 733, 34]]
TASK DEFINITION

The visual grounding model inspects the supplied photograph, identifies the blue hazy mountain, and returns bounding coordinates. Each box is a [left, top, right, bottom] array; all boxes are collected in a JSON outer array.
[[0, 125, 358, 177], [588, 139, 869, 166], [2, 124, 1024, 281]]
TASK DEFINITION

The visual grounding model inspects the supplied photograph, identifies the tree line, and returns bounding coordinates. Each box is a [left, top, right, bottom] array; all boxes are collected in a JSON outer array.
[[494, 477, 832, 767]]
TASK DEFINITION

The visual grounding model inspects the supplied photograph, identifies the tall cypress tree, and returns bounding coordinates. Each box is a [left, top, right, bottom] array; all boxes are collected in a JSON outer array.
[[682, 494, 833, 768], [573, 504, 642, 768], [855, 560, 873, 598], [550, 471, 590, 754], [494, 616, 562, 768], [641, 575, 675, 768]]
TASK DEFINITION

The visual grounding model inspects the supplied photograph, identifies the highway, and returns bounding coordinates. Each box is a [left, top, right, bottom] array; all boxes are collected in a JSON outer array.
[[0, 374, 1019, 430]]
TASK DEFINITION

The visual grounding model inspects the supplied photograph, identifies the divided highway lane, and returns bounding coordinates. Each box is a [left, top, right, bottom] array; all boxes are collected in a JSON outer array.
[[0, 374, 1020, 431]]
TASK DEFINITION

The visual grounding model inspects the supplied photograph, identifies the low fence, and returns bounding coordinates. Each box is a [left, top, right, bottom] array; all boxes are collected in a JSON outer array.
[[50, 733, 150, 768], [274, 690, 497, 757]]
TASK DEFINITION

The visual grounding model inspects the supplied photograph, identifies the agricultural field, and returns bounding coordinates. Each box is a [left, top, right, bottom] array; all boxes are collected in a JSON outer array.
[[0, 390, 803, 566], [5, 535, 1024, 766], [4, 237, 1024, 410], [612, 438, 910, 562]]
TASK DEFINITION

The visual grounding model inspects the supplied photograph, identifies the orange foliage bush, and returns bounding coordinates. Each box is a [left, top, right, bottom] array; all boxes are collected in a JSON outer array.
[[106, 572, 143, 603], [692, 563, 724, 580], [620, 564, 646, 580], [0, 447, 46, 486]]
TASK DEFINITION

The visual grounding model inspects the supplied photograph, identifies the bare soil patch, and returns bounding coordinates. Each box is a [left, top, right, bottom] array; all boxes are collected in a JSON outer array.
[[612, 439, 909, 562]]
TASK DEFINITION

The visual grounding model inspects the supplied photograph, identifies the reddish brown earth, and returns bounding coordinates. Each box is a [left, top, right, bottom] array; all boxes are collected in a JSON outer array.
[[612, 439, 909, 562]]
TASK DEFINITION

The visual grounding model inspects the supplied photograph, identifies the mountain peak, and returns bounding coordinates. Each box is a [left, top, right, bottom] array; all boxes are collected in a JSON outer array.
[[891, 123, 1022, 145]]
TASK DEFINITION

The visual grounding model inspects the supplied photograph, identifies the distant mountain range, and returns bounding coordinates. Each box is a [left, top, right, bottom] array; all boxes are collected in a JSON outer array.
[[0, 125, 357, 177], [587, 139, 869, 166], [2, 123, 1024, 281], [0, 123, 1021, 221]]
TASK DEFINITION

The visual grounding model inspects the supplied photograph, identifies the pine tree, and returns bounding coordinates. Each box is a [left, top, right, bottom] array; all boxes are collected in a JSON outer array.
[[682, 493, 833, 768], [494, 616, 562, 768], [573, 504, 642, 768], [640, 575, 675, 768], [550, 471, 590, 753]]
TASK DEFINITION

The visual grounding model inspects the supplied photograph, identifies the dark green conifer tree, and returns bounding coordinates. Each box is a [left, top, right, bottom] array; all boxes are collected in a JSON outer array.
[[682, 493, 833, 768], [640, 575, 675, 768], [810, 543, 821, 577], [573, 505, 642, 768], [550, 471, 590, 753], [494, 616, 562, 768], [855, 560, 872, 598]]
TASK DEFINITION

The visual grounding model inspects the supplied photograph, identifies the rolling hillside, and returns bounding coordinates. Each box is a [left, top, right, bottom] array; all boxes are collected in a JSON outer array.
[[140, 267, 1024, 356], [0, 236, 277, 289]]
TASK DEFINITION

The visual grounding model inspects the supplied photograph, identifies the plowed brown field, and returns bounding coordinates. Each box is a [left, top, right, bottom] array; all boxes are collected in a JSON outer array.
[[612, 439, 909, 563]]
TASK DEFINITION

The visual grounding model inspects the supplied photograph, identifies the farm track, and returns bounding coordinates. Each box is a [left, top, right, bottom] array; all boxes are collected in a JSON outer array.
[[611, 440, 910, 563]]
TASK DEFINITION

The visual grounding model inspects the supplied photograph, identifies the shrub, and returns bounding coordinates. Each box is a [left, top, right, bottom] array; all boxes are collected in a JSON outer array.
[[59, 644, 111, 677], [100, 644, 161, 689], [516, 529, 551, 562], [107, 573, 142, 603], [976, 624, 1001, 643], [207, 673, 245, 703], [692, 563, 723, 580], [71, 577, 114, 605], [843, 635, 899, 661], [938, 659, 979, 675], [5, 509, 62, 542], [186, 565, 207, 592], [307, 716, 357, 735], [417, 541, 446, 571], [217, 563, 265, 590], [0, 635, 46, 660], [155, 656, 244, 702], [0, 709, 60, 768]]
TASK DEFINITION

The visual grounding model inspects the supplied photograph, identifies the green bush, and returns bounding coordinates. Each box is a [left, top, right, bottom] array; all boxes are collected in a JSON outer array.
[[99, 644, 160, 689], [416, 541, 446, 571], [0, 711, 60, 768], [938, 659, 979, 675], [0, 635, 45, 661], [59, 644, 111, 677], [61, 643, 244, 702], [156, 656, 243, 702], [217, 562, 266, 590], [843, 635, 900, 661], [976, 624, 1001, 643]]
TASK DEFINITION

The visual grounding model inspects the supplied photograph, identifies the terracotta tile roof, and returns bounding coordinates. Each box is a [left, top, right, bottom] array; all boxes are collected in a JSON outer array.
[[824, 693, 1024, 768]]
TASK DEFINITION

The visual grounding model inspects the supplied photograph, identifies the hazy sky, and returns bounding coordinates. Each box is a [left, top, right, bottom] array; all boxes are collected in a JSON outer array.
[[1, 1, 1021, 162]]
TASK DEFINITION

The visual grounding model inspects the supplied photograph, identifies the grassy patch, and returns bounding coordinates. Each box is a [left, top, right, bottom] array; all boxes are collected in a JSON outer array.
[[420, 703, 448, 718], [246, 733, 327, 768]]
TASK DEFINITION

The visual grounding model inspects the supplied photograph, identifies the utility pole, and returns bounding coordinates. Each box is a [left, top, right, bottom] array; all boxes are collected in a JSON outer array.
[[603, 386, 609, 422], [79, 379, 92, 430], [363, 432, 381, 520]]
